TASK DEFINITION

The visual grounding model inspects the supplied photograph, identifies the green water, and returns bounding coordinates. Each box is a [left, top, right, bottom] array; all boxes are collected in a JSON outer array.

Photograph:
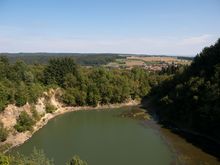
[[12, 107, 173, 165]]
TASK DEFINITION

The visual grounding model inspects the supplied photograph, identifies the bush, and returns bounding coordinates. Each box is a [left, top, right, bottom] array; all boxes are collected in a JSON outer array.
[[0, 123, 8, 142], [2, 148, 54, 165], [14, 83, 29, 107], [0, 83, 11, 112], [0, 153, 9, 165], [61, 88, 87, 106], [45, 103, 56, 113], [61, 91, 76, 106], [28, 83, 44, 104], [0, 101, 7, 112], [66, 155, 88, 165], [14, 111, 35, 132], [31, 105, 41, 121]]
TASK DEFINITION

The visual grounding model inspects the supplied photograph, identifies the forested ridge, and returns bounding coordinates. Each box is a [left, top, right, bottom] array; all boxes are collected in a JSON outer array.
[[0, 56, 163, 112], [0, 53, 122, 65], [150, 39, 220, 141]]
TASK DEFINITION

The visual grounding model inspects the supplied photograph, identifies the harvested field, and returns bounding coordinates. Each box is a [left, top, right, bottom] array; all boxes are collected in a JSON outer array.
[[127, 56, 178, 62], [125, 60, 145, 66]]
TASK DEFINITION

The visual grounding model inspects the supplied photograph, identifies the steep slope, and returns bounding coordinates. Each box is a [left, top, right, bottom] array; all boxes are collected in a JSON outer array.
[[150, 39, 220, 140]]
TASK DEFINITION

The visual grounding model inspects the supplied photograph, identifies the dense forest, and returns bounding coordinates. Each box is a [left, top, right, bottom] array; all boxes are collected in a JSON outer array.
[[0, 53, 122, 65], [0, 56, 164, 111], [149, 39, 220, 141]]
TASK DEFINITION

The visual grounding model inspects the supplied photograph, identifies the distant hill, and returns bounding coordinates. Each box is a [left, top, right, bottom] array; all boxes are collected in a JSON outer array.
[[0, 53, 123, 66], [0, 53, 193, 65]]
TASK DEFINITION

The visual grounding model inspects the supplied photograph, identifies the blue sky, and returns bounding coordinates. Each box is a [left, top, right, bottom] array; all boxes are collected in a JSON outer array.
[[0, 0, 220, 55]]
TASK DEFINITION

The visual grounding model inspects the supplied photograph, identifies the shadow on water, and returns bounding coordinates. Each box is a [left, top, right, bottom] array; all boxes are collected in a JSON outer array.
[[140, 97, 220, 162]]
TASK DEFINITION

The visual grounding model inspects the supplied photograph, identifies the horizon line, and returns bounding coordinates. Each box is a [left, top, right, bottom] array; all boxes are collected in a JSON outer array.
[[0, 52, 196, 57]]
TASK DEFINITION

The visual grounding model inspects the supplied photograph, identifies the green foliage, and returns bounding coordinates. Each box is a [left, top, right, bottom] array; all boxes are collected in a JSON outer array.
[[150, 39, 220, 139], [28, 83, 44, 104], [0, 56, 162, 112], [31, 105, 41, 121], [2, 53, 120, 66], [0, 150, 89, 165], [0, 83, 10, 112], [66, 155, 88, 165], [14, 82, 29, 107], [62, 88, 87, 106], [14, 111, 35, 132], [0, 56, 9, 81], [159, 64, 182, 75], [44, 57, 78, 85], [61, 66, 159, 106], [45, 103, 57, 113], [86, 83, 100, 106], [61, 89, 77, 106], [0, 123, 8, 142], [0, 153, 9, 165], [9, 60, 28, 83], [63, 73, 79, 88], [3, 148, 54, 165]]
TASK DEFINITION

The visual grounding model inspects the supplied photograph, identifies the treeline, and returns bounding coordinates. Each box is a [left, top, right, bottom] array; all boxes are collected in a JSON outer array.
[[0, 56, 166, 112], [149, 39, 220, 140], [0, 53, 122, 66], [0, 57, 45, 111]]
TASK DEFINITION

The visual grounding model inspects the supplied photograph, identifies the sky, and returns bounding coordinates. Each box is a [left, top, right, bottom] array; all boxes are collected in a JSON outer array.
[[0, 0, 220, 56]]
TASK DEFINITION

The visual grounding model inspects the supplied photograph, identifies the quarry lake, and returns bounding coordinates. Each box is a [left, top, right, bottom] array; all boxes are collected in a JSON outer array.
[[13, 107, 172, 165], [10, 107, 175, 165]]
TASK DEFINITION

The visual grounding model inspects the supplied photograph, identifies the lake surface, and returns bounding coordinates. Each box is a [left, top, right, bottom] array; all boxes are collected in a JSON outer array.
[[11, 107, 173, 165]]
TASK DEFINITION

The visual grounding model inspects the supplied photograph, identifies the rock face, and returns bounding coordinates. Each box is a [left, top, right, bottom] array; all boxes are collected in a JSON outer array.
[[0, 103, 35, 129], [0, 89, 62, 140], [0, 97, 50, 129], [35, 98, 46, 115], [0, 105, 20, 129]]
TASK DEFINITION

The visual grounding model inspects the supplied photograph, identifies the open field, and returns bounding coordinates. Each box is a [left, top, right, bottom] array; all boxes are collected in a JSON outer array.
[[105, 55, 192, 71], [127, 56, 178, 62], [125, 60, 145, 66]]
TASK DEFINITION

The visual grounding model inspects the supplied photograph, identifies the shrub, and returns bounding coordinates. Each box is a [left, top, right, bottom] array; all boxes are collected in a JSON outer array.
[[0, 123, 8, 142], [0, 83, 11, 112], [61, 91, 76, 106], [45, 103, 56, 114], [66, 155, 88, 165], [14, 83, 28, 107], [14, 111, 35, 132], [0, 153, 9, 165], [0, 101, 7, 112], [31, 105, 41, 121], [28, 83, 44, 104], [61, 88, 87, 106], [6, 148, 54, 165]]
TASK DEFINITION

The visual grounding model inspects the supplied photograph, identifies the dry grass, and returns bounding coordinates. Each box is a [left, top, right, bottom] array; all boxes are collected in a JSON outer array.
[[125, 60, 145, 66], [127, 56, 178, 62]]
